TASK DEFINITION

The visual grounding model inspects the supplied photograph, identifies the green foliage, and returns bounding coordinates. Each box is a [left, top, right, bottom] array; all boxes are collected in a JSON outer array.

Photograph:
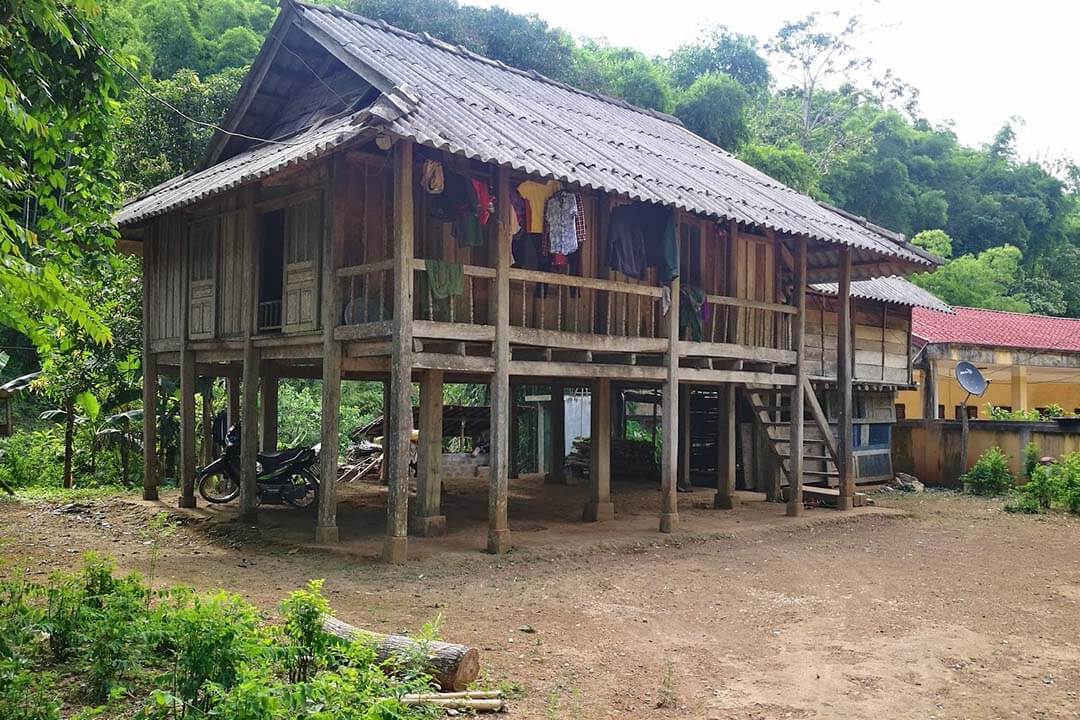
[[961, 447, 1015, 495], [912, 245, 1030, 312], [0, 428, 64, 489], [673, 73, 749, 151], [1006, 451, 1080, 514], [280, 579, 332, 683], [739, 142, 820, 195], [667, 26, 768, 91], [911, 229, 952, 260], [0, 0, 119, 347], [984, 404, 1070, 421], [1024, 441, 1042, 480]]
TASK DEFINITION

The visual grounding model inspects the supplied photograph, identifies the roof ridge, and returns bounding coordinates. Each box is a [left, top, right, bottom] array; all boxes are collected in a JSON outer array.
[[290, 1, 687, 127]]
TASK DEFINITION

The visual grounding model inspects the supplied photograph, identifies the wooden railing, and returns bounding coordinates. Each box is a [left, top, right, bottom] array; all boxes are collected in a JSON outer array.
[[507, 268, 664, 337], [257, 300, 282, 332], [412, 259, 495, 325], [338, 259, 394, 325], [336, 260, 797, 356], [696, 293, 796, 351]]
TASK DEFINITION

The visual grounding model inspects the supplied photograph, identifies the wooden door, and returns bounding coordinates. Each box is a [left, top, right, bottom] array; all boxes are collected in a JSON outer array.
[[281, 194, 322, 333], [188, 218, 216, 339]]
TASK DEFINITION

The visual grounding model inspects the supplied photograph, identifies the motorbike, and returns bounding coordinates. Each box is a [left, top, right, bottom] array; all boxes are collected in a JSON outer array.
[[197, 413, 320, 508]]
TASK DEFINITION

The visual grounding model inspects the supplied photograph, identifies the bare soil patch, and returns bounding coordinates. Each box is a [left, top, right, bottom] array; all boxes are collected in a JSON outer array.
[[3, 482, 1080, 719]]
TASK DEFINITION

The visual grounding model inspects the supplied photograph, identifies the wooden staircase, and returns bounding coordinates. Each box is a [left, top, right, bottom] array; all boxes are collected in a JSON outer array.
[[745, 383, 841, 491]]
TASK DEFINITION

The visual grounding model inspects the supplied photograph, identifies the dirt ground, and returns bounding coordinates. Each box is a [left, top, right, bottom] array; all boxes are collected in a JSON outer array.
[[3, 477, 1080, 719]]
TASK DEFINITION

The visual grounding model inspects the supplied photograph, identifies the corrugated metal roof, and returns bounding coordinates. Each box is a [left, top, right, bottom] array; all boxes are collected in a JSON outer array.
[[115, 111, 371, 226], [117, 0, 935, 277], [812, 276, 952, 313]]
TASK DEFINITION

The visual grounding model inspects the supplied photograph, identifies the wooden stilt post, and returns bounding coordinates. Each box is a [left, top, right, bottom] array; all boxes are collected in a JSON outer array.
[[201, 379, 214, 467], [384, 140, 414, 564], [179, 234, 197, 508], [239, 185, 260, 522], [487, 164, 512, 554], [141, 238, 159, 501], [227, 376, 241, 427], [678, 383, 690, 490], [239, 343, 260, 521], [660, 232, 681, 533], [715, 384, 737, 509], [545, 381, 566, 484], [317, 158, 344, 544], [584, 378, 614, 521], [412, 370, 446, 536], [260, 367, 279, 452], [787, 237, 807, 517], [836, 246, 855, 511]]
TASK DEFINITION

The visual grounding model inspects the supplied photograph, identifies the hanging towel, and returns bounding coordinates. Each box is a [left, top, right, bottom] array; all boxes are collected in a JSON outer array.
[[426, 259, 464, 299]]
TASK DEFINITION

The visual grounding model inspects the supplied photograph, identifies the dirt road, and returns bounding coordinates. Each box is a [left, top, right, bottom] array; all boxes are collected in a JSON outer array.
[[3, 489, 1079, 719]]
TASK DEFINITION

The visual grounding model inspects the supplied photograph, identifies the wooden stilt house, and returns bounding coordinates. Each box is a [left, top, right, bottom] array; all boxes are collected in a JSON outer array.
[[116, 0, 938, 562]]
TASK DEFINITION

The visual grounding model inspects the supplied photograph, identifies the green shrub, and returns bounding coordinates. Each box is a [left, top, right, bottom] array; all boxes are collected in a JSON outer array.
[[42, 573, 82, 662], [1006, 451, 1080, 514], [1023, 441, 1041, 480], [962, 447, 1014, 495], [0, 429, 64, 489], [280, 579, 332, 683]]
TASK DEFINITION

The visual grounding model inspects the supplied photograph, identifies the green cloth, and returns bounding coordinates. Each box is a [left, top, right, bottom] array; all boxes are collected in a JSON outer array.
[[426, 259, 464, 299], [661, 213, 678, 282], [679, 284, 706, 342]]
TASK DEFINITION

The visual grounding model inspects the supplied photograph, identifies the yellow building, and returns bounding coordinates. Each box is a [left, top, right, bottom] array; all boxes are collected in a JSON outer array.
[[896, 307, 1080, 419]]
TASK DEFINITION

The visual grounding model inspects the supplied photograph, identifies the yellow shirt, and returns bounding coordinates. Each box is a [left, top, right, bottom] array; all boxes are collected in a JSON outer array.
[[517, 180, 559, 233]]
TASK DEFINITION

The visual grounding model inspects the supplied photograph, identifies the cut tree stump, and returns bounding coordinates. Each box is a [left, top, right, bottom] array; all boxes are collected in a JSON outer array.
[[322, 615, 480, 691]]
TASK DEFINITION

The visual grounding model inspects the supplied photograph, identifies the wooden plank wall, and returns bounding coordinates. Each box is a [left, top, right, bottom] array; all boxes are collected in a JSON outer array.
[[805, 293, 911, 384], [217, 209, 247, 338], [340, 155, 393, 324], [146, 213, 184, 342], [731, 230, 775, 347]]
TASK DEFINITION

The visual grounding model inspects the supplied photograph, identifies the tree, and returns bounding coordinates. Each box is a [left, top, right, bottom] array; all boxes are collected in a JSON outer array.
[[0, 0, 118, 348], [911, 245, 1029, 312], [911, 229, 952, 259], [667, 27, 769, 90], [584, 44, 674, 112], [674, 74, 749, 150], [739, 143, 820, 195]]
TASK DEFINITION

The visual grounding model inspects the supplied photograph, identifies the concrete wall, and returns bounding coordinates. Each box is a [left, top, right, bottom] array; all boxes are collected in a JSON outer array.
[[897, 369, 1080, 420], [892, 419, 1080, 487]]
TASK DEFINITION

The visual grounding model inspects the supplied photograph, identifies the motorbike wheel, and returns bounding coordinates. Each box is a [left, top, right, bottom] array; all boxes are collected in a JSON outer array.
[[283, 469, 319, 509], [198, 469, 240, 503]]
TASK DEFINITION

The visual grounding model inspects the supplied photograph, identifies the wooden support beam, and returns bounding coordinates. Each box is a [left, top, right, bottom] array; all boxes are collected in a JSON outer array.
[[239, 343, 260, 520], [317, 158, 344, 544], [715, 384, 737, 509], [227, 376, 241, 427], [260, 367, 279, 452], [201, 380, 215, 467], [584, 378, 614, 522], [677, 384, 690, 491], [141, 238, 159, 501], [412, 370, 446, 536], [239, 186, 260, 522], [786, 237, 807, 517], [384, 140, 415, 563], [487, 165, 512, 554], [660, 269, 681, 532], [836, 246, 854, 511], [545, 382, 566, 485], [179, 297, 197, 508]]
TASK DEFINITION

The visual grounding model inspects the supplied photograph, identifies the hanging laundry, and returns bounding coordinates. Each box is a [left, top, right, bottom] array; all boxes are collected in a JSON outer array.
[[679, 284, 707, 341], [512, 232, 542, 270], [429, 171, 487, 248], [572, 192, 587, 247], [470, 178, 494, 225], [510, 188, 526, 236], [426, 259, 464, 299], [420, 159, 444, 194], [606, 202, 679, 281], [545, 190, 580, 257], [517, 179, 559, 233]]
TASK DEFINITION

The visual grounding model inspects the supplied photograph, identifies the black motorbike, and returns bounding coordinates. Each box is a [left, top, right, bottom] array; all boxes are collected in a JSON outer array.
[[197, 413, 320, 508]]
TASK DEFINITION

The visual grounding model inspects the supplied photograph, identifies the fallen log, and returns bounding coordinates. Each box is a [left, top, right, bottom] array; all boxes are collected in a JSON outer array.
[[402, 696, 506, 712], [322, 615, 480, 691]]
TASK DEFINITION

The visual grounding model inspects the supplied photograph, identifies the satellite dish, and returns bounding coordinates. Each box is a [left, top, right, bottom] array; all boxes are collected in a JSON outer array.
[[955, 361, 988, 397]]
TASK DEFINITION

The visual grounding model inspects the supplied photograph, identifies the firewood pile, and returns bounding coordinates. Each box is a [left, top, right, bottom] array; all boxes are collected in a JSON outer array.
[[566, 437, 659, 482]]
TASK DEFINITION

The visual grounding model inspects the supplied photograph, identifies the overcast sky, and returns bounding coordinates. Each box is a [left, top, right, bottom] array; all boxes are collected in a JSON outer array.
[[463, 0, 1078, 164]]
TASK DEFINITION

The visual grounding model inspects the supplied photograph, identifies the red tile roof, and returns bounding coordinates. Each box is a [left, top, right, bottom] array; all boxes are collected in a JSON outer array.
[[912, 306, 1080, 353]]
